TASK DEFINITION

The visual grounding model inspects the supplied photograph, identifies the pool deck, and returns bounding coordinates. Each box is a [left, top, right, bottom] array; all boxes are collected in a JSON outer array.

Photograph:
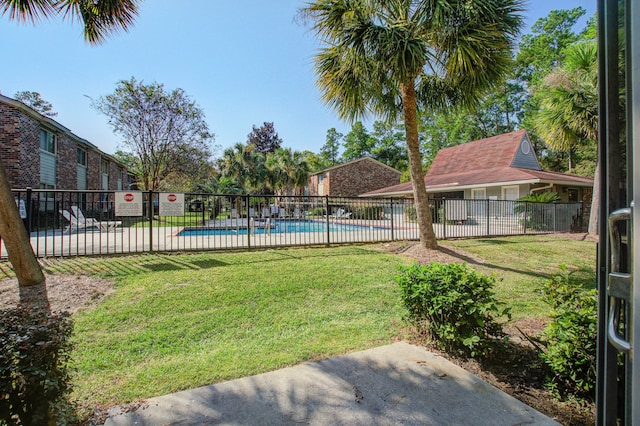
[[0, 216, 541, 259]]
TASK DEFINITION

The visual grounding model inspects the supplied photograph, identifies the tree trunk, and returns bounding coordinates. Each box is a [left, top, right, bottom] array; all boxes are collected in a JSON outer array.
[[588, 155, 600, 235], [0, 160, 45, 287], [401, 82, 437, 249]]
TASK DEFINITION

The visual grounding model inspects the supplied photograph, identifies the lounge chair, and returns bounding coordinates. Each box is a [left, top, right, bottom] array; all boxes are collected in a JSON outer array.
[[331, 208, 352, 219], [70, 206, 121, 231], [60, 209, 97, 233], [262, 207, 271, 218]]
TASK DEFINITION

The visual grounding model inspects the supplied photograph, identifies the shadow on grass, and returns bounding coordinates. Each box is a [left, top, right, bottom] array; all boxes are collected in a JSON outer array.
[[36, 246, 381, 279]]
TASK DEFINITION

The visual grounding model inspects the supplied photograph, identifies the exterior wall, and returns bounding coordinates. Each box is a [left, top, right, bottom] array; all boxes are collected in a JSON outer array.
[[309, 159, 401, 197], [0, 102, 40, 188], [57, 134, 77, 189], [308, 174, 319, 196], [1, 99, 126, 191]]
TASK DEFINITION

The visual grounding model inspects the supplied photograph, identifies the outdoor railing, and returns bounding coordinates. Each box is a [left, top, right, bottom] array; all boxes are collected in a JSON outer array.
[[0, 189, 583, 258]]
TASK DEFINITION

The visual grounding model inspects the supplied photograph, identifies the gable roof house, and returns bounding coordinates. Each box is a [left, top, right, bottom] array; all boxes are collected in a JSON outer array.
[[307, 157, 401, 197], [1, 94, 128, 193], [362, 130, 593, 205]]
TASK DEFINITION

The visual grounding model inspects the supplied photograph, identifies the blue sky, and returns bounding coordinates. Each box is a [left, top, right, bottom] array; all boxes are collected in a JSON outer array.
[[0, 0, 595, 158]]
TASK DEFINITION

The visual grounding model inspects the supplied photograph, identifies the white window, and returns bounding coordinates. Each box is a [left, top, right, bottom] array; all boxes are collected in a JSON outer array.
[[101, 159, 109, 190], [471, 188, 486, 199], [470, 188, 487, 217], [77, 148, 88, 190], [502, 186, 519, 201], [77, 148, 87, 166], [39, 129, 56, 187], [40, 129, 55, 153], [117, 167, 123, 190]]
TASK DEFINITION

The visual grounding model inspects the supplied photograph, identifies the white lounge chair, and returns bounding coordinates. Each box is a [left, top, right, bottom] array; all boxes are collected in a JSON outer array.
[[60, 209, 97, 233], [70, 206, 121, 231], [331, 208, 352, 219]]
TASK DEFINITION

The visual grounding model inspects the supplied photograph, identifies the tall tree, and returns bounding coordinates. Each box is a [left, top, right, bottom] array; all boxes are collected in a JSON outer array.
[[0, 0, 140, 290], [300, 150, 325, 173], [219, 143, 268, 193], [320, 128, 343, 167], [342, 121, 375, 161], [303, 0, 524, 249], [266, 148, 310, 196], [13, 91, 57, 117], [94, 77, 214, 191], [515, 7, 586, 152], [533, 41, 599, 234], [247, 122, 282, 155], [370, 121, 407, 171]]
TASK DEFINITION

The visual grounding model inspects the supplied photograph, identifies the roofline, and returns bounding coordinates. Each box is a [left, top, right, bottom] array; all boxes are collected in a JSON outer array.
[[311, 156, 402, 176], [360, 177, 593, 197], [0, 94, 125, 166]]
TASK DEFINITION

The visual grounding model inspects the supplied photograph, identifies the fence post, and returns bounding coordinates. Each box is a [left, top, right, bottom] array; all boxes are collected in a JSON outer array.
[[523, 202, 528, 234], [325, 195, 330, 246], [486, 199, 490, 236], [554, 203, 558, 232], [246, 194, 251, 249], [390, 198, 394, 241], [148, 189, 154, 252], [25, 187, 32, 233], [442, 197, 446, 240]]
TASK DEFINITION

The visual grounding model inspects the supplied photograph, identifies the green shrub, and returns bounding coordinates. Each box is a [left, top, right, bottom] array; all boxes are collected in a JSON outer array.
[[0, 307, 76, 425], [396, 262, 510, 357], [514, 192, 560, 231], [310, 207, 326, 217], [404, 206, 417, 222], [352, 206, 384, 220], [540, 266, 597, 397]]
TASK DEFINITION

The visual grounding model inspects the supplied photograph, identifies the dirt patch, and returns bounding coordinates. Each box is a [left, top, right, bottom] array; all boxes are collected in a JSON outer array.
[[0, 274, 114, 313]]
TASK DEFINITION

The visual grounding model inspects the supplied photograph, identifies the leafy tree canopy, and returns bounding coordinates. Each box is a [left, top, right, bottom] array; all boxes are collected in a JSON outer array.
[[247, 122, 282, 155], [13, 91, 57, 117], [94, 77, 214, 191]]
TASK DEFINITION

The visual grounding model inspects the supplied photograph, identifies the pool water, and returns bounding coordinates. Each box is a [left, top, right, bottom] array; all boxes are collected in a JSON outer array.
[[178, 219, 386, 236]]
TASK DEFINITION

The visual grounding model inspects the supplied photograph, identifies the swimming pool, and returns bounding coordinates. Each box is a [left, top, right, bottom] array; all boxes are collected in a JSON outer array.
[[177, 219, 387, 236]]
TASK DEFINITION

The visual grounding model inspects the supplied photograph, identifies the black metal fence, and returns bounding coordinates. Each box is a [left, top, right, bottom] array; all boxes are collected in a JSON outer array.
[[0, 189, 584, 258]]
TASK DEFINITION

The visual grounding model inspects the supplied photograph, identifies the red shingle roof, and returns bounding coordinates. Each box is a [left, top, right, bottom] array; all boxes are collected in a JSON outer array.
[[361, 130, 593, 196]]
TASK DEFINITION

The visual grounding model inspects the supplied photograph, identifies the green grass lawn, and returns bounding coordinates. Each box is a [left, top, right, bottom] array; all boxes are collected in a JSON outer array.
[[445, 235, 596, 318], [32, 235, 595, 410]]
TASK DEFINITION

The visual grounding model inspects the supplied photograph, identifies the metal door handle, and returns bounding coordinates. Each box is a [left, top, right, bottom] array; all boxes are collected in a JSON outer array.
[[608, 208, 632, 353]]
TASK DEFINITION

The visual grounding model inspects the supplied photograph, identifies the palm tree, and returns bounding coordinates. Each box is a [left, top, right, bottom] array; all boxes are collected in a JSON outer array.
[[0, 0, 140, 290], [266, 148, 310, 196], [220, 143, 268, 193], [1, 0, 140, 44], [533, 41, 599, 234], [303, 0, 524, 249]]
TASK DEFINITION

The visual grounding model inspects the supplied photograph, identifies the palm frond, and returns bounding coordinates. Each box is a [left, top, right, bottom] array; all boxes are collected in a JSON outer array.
[[1, 0, 54, 22]]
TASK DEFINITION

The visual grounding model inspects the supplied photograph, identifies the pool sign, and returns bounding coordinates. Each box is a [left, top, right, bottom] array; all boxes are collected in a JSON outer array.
[[115, 191, 143, 216], [159, 192, 185, 216]]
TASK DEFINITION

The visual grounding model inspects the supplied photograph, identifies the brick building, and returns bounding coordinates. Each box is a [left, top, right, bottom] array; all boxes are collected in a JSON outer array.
[[307, 157, 401, 197], [0, 94, 128, 192]]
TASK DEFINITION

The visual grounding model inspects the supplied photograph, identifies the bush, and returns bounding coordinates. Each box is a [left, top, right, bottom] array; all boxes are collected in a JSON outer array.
[[0, 306, 75, 425], [397, 262, 510, 357], [404, 206, 417, 222], [540, 266, 597, 397], [352, 206, 384, 220]]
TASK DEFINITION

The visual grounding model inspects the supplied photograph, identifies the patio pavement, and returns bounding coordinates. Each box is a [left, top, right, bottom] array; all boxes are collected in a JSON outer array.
[[104, 342, 560, 426]]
